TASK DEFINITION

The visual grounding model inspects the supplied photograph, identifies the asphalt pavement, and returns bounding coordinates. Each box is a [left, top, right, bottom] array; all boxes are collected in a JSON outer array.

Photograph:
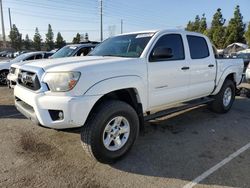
[[0, 85, 249, 188]]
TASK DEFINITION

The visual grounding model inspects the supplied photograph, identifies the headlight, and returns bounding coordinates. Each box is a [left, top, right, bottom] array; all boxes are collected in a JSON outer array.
[[43, 72, 81, 92]]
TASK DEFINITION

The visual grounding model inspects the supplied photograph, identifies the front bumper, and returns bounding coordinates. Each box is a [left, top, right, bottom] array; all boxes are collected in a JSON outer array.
[[14, 85, 101, 129]]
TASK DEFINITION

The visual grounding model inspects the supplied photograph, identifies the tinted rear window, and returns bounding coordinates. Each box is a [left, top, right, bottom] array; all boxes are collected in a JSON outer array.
[[187, 35, 209, 59]]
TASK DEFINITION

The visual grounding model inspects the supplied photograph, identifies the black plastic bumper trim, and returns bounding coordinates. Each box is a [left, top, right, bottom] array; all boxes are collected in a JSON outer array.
[[15, 100, 40, 125]]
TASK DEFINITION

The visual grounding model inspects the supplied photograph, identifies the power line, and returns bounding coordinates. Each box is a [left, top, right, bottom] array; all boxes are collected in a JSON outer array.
[[4, 7, 99, 21], [11, 28, 107, 32], [4, 6, 98, 20], [10, 11, 99, 24], [8, 0, 97, 15]]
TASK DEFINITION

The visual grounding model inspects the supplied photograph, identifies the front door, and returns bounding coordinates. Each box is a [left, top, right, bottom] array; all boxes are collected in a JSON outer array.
[[147, 33, 189, 109]]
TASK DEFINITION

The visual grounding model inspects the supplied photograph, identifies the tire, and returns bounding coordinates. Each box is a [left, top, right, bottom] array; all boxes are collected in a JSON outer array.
[[81, 100, 139, 163], [0, 70, 9, 85], [209, 79, 236, 113]]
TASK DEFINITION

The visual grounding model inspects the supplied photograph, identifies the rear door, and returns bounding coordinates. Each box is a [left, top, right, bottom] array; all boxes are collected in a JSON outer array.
[[147, 33, 190, 109], [186, 35, 216, 99]]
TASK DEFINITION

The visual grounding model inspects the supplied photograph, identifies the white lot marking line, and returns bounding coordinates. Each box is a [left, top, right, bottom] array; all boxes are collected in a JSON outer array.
[[1, 113, 22, 118], [183, 142, 250, 188]]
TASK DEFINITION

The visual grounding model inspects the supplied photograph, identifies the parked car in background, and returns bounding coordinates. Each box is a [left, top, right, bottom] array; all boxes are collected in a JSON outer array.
[[50, 43, 97, 59], [236, 53, 250, 72], [0, 51, 53, 85], [0, 51, 9, 57], [6, 52, 15, 58], [7, 45, 95, 88], [49, 49, 59, 54], [7, 44, 95, 88], [13, 51, 28, 58]]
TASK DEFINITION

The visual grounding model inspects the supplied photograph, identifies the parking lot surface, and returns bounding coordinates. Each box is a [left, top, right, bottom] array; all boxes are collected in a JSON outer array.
[[0, 85, 249, 188]]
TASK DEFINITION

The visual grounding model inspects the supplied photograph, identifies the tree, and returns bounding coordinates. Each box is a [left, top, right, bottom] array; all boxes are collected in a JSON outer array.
[[72, 33, 81, 44], [45, 24, 54, 50], [199, 14, 207, 34], [33, 27, 42, 51], [186, 16, 200, 32], [9, 24, 22, 50], [208, 8, 226, 49], [186, 14, 207, 34], [24, 34, 31, 50], [186, 21, 194, 32], [245, 22, 250, 45], [193, 15, 200, 32], [55, 32, 66, 48], [224, 5, 246, 47]]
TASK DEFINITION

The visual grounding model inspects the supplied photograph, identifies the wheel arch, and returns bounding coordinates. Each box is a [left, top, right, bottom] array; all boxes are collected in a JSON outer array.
[[85, 88, 145, 131], [0, 69, 9, 72], [212, 72, 238, 95]]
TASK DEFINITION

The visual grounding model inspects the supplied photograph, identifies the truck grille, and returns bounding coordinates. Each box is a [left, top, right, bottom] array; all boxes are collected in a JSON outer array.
[[17, 70, 41, 91], [10, 67, 16, 74]]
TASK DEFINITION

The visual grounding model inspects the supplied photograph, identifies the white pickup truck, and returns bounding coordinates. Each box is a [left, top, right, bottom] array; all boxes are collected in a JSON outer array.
[[14, 30, 243, 163]]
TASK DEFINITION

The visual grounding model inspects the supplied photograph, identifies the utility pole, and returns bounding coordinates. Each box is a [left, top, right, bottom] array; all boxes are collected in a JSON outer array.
[[121, 19, 123, 34], [8, 8, 12, 30], [100, 0, 103, 41], [0, 0, 6, 47]]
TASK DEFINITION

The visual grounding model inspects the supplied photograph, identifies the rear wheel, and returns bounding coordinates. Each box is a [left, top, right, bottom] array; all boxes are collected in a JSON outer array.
[[81, 100, 139, 163], [0, 70, 9, 85], [209, 79, 235, 113]]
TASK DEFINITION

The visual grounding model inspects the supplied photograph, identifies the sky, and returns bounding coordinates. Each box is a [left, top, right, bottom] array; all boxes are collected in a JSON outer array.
[[1, 0, 250, 42]]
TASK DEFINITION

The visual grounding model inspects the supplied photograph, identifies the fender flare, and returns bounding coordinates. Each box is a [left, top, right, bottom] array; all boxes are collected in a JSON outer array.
[[211, 65, 241, 95], [84, 75, 148, 111]]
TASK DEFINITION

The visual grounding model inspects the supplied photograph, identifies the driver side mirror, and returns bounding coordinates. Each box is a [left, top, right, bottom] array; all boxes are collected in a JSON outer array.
[[150, 47, 173, 61]]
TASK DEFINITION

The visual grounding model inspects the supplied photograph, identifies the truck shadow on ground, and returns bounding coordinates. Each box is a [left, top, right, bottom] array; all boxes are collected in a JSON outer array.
[[110, 97, 250, 188], [0, 105, 25, 119]]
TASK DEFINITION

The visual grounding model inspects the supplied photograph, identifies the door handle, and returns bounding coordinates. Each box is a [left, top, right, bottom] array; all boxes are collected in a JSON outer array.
[[181, 66, 190, 70], [208, 64, 214, 68]]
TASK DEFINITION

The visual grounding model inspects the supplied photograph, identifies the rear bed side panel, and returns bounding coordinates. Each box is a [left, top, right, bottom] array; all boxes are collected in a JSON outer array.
[[211, 59, 244, 95]]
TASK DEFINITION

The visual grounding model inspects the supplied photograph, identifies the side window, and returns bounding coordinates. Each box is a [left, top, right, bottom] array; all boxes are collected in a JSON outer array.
[[149, 34, 185, 62], [187, 35, 209, 59], [25, 55, 35, 61], [35, 54, 43, 59], [44, 53, 52, 58], [84, 47, 92, 56], [76, 47, 88, 56]]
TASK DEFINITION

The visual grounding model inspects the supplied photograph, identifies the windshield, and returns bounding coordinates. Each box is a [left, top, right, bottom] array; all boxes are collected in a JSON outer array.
[[89, 33, 154, 58], [10, 53, 29, 63], [51, 45, 78, 58]]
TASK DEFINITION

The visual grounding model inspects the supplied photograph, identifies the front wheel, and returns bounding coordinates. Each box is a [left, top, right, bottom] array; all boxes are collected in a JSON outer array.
[[81, 100, 139, 163], [209, 79, 236, 113]]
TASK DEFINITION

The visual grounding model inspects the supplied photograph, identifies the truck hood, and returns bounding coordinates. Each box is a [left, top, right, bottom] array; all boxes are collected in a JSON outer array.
[[21, 56, 138, 72]]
